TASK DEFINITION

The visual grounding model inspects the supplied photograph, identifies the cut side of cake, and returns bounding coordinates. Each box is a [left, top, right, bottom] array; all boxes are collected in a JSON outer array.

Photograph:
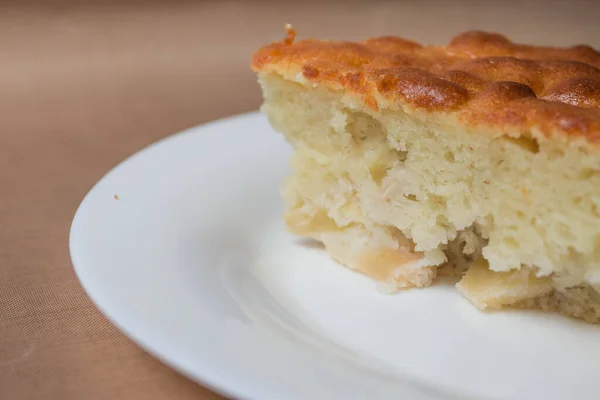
[[251, 27, 600, 323]]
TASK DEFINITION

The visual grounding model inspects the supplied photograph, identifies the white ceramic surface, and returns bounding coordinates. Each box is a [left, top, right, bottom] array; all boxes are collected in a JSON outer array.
[[70, 112, 600, 400]]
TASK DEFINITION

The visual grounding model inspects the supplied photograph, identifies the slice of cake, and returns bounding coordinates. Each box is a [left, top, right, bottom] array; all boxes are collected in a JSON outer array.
[[251, 26, 600, 323]]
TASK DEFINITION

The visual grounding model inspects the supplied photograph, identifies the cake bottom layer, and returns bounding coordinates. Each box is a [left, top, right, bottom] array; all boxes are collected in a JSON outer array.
[[293, 224, 600, 324]]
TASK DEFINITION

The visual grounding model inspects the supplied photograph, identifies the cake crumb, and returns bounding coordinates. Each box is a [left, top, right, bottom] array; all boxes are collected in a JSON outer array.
[[283, 24, 296, 45], [113, 194, 119, 200]]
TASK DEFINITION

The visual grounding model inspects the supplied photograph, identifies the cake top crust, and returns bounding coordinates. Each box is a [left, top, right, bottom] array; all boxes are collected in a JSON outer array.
[[252, 28, 600, 142]]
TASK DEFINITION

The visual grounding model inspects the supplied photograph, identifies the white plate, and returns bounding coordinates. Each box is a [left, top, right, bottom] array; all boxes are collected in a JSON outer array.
[[70, 112, 600, 400]]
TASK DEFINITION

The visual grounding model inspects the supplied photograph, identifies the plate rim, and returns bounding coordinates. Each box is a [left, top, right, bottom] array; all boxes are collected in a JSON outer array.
[[69, 111, 273, 400]]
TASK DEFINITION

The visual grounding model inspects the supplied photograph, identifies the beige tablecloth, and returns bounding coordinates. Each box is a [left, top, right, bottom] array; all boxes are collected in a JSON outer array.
[[1, 1, 599, 399]]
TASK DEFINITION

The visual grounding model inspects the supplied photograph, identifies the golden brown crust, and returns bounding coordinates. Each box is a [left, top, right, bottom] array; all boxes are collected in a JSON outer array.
[[252, 30, 600, 142]]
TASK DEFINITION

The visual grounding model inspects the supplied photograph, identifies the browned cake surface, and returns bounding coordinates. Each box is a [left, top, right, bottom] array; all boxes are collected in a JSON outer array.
[[252, 29, 600, 141]]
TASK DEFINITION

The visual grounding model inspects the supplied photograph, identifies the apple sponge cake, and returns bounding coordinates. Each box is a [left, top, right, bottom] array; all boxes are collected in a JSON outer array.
[[251, 27, 600, 323]]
